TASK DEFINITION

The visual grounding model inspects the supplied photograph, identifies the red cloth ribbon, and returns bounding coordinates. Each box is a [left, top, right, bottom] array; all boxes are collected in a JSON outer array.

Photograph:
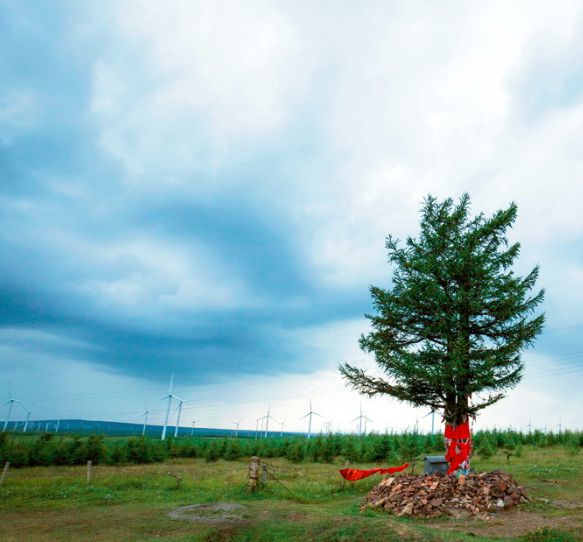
[[444, 421, 472, 475], [339, 463, 409, 481]]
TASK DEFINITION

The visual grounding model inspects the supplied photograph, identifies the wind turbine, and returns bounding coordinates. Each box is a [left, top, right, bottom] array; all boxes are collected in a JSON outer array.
[[141, 400, 150, 436], [234, 421, 240, 438], [191, 420, 197, 436], [279, 418, 286, 437], [173, 399, 184, 438], [422, 408, 438, 434], [55, 420, 60, 433], [3, 390, 29, 432], [259, 404, 278, 438], [161, 373, 182, 440], [324, 419, 333, 434], [22, 407, 31, 433], [353, 403, 366, 436], [364, 415, 373, 435], [301, 400, 321, 439]]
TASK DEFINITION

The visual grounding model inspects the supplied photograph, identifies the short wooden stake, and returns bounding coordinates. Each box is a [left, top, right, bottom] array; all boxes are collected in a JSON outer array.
[[0, 462, 10, 486], [248, 456, 260, 493], [86, 460, 93, 482]]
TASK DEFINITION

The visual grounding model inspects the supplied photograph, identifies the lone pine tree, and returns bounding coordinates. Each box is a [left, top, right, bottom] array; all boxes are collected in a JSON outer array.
[[340, 194, 544, 469]]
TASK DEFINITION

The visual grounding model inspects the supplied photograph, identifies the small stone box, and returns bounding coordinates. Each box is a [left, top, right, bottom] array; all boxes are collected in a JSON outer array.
[[424, 455, 448, 475]]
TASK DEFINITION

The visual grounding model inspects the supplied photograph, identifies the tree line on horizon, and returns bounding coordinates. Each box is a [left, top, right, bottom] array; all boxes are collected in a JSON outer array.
[[0, 429, 581, 468]]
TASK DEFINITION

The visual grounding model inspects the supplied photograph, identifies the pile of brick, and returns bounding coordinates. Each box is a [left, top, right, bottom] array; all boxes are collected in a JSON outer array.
[[362, 470, 529, 518]]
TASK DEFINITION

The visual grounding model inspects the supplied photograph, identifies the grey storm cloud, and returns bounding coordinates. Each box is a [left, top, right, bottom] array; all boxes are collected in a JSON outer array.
[[0, 2, 372, 385], [1, 0, 583, 404]]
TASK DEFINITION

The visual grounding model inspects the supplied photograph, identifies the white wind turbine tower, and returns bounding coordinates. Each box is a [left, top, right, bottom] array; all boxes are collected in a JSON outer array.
[[191, 420, 197, 436], [173, 399, 184, 438], [2, 387, 30, 432], [413, 416, 419, 434], [279, 418, 286, 437], [324, 419, 333, 434], [22, 406, 31, 433], [353, 403, 367, 436], [364, 414, 373, 435], [2, 390, 15, 431], [422, 408, 437, 434], [234, 421, 240, 438], [301, 400, 321, 439], [142, 400, 150, 436], [160, 374, 182, 440], [260, 405, 278, 438]]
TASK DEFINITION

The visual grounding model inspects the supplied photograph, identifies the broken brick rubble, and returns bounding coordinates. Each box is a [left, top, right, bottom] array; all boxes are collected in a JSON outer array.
[[361, 470, 529, 518]]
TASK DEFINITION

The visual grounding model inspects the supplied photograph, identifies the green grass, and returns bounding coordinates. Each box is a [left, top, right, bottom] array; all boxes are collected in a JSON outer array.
[[0, 447, 581, 541]]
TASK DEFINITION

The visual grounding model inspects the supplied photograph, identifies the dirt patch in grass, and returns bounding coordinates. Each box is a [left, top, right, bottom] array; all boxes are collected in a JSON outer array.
[[168, 502, 251, 525]]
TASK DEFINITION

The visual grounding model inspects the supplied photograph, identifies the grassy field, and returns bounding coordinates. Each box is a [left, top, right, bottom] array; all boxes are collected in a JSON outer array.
[[0, 446, 581, 541]]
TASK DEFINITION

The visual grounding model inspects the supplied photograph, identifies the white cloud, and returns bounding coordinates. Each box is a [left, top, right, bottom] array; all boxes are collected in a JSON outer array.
[[85, 0, 583, 293], [91, 0, 312, 181], [64, 233, 257, 313]]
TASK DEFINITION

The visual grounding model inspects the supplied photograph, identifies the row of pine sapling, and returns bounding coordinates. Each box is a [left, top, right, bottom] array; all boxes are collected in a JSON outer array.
[[0, 429, 580, 468]]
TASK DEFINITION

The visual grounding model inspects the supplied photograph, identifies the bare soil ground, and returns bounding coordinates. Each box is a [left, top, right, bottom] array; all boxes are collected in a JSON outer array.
[[169, 502, 251, 524]]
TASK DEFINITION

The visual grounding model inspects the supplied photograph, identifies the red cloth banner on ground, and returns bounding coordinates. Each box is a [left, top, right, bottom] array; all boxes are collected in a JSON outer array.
[[444, 420, 472, 475], [339, 463, 409, 481]]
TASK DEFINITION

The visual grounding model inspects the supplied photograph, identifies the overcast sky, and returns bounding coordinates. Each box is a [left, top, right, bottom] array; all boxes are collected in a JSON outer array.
[[1, 0, 582, 434]]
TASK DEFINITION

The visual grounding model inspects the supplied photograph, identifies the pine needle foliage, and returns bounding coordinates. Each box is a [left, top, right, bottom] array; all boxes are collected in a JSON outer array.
[[1, 430, 581, 467], [339, 194, 545, 424]]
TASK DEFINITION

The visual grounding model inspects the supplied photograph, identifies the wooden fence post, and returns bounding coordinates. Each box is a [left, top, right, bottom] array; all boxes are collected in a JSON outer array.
[[261, 464, 268, 487], [0, 462, 10, 486], [248, 456, 260, 493], [87, 460, 93, 483]]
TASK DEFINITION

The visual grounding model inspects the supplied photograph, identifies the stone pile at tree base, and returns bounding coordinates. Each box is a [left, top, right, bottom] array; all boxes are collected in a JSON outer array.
[[362, 470, 529, 519]]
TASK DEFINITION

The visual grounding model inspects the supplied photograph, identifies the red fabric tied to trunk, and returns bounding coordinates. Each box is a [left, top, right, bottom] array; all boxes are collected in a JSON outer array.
[[339, 463, 409, 481], [444, 421, 470, 440], [444, 420, 472, 475]]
